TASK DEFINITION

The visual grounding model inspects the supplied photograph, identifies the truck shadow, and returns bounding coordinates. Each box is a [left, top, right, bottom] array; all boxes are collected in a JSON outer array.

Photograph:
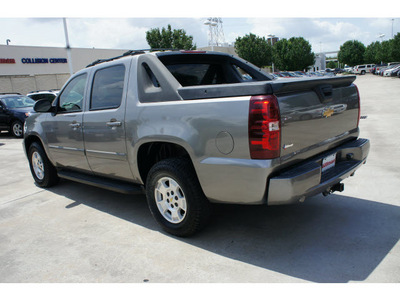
[[50, 180, 400, 283]]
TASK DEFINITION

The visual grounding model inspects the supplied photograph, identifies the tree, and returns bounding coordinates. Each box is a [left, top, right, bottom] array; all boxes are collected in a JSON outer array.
[[390, 32, 400, 62], [338, 40, 366, 66], [145, 24, 196, 50], [272, 37, 315, 71], [377, 40, 392, 63], [364, 41, 381, 63], [327, 61, 337, 69], [234, 33, 272, 68]]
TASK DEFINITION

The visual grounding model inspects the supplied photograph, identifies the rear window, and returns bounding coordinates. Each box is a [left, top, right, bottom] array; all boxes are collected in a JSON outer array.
[[157, 53, 272, 87], [165, 63, 225, 86]]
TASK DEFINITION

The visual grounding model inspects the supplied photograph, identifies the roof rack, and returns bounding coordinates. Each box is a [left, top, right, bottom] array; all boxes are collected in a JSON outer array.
[[85, 48, 179, 68], [0, 92, 21, 95], [28, 89, 59, 93]]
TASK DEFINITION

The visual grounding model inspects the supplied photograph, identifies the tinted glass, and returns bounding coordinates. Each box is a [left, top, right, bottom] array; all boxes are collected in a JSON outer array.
[[91, 65, 125, 110], [166, 63, 225, 86], [59, 74, 87, 112]]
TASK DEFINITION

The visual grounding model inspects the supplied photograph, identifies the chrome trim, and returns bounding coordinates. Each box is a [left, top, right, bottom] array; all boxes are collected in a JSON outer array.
[[86, 149, 126, 157], [48, 145, 84, 152]]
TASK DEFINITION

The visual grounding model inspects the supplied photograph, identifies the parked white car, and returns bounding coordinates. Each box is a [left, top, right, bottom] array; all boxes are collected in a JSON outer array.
[[344, 66, 353, 73], [352, 64, 375, 75]]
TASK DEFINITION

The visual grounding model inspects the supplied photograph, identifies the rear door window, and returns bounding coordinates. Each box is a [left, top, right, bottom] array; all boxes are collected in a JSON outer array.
[[90, 65, 125, 110]]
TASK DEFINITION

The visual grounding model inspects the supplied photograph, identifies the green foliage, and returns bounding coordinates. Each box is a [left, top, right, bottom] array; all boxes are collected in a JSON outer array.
[[364, 41, 381, 63], [145, 24, 196, 50], [339, 34, 400, 65], [379, 41, 393, 63], [338, 40, 366, 66], [327, 61, 337, 69], [272, 37, 315, 71], [234, 33, 272, 68], [390, 33, 400, 61]]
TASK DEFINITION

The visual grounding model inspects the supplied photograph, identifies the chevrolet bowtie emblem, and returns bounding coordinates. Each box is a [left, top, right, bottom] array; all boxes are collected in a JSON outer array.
[[322, 108, 334, 118]]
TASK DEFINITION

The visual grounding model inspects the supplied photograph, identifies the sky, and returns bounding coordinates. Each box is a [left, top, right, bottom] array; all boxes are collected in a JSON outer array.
[[1, 1, 399, 56]]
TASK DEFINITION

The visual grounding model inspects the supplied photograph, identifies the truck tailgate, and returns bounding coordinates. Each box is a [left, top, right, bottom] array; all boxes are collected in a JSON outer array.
[[271, 76, 359, 164]]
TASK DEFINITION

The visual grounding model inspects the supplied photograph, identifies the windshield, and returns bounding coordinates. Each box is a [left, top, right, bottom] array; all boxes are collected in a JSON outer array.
[[1, 96, 35, 108]]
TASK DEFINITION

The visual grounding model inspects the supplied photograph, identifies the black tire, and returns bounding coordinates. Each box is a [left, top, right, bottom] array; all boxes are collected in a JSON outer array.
[[11, 120, 24, 138], [28, 142, 59, 187], [146, 158, 211, 237]]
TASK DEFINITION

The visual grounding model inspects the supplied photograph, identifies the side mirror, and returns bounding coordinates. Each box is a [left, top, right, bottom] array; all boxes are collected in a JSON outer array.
[[34, 99, 54, 113]]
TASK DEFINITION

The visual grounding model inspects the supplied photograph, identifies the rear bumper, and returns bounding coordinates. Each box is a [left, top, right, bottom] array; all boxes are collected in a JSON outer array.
[[267, 138, 370, 205]]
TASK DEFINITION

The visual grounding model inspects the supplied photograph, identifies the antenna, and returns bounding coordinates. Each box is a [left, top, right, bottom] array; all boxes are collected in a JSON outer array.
[[204, 18, 225, 50]]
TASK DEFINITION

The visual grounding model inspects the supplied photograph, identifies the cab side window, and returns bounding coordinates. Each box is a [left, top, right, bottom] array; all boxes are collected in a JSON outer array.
[[90, 65, 125, 110], [58, 74, 87, 113]]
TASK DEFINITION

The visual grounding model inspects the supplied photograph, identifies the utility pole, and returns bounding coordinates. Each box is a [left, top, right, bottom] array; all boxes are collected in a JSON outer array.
[[63, 18, 74, 76]]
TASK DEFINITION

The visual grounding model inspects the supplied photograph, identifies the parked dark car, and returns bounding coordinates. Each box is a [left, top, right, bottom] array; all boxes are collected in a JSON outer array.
[[371, 63, 387, 74], [0, 94, 35, 138]]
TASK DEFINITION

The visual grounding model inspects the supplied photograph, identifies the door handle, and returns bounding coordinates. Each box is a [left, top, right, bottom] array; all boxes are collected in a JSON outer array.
[[69, 122, 81, 129], [106, 120, 122, 127]]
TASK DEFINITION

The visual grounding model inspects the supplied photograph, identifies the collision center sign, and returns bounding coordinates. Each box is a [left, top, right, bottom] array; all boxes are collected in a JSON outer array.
[[21, 58, 68, 64]]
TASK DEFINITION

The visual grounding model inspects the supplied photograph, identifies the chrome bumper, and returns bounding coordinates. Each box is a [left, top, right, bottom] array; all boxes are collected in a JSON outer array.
[[267, 138, 370, 205]]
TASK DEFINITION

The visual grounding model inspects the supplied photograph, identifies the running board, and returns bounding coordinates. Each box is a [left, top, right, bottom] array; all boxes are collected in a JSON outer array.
[[57, 169, 144, 195]]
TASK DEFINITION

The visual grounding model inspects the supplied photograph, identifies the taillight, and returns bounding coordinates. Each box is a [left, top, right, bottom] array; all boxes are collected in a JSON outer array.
[[354, 84, 361, 128], [248, 95, 281, 159]]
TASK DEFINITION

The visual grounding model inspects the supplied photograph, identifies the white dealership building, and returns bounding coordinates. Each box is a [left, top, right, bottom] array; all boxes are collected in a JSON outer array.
[[0, 44, 127, 94], [1, 44, 332, 95]]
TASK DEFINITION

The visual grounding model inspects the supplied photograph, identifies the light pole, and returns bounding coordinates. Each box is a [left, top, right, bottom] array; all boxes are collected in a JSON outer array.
[[267, 34, 275, 73], [392, 19, 395, 38], [378, 34, 385, 64]]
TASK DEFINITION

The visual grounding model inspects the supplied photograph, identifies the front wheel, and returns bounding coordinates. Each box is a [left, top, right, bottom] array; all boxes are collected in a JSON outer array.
[[28, 142, 59, 187], [146, 158, 211, 237], [11, 120, 23, 138]]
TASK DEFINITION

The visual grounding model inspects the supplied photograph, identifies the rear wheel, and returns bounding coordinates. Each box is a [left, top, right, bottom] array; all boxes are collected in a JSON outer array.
[[28, 142, 59, 187], [146, 158, 211, 237]]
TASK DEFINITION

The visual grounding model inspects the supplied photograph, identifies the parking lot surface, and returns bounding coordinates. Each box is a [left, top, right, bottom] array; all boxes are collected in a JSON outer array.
[[1, 74, 400, 283]]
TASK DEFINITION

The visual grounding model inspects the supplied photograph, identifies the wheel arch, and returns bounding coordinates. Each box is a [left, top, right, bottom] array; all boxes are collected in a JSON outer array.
[[137, 141, 195, 185], [24, 134, 45, 157]]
